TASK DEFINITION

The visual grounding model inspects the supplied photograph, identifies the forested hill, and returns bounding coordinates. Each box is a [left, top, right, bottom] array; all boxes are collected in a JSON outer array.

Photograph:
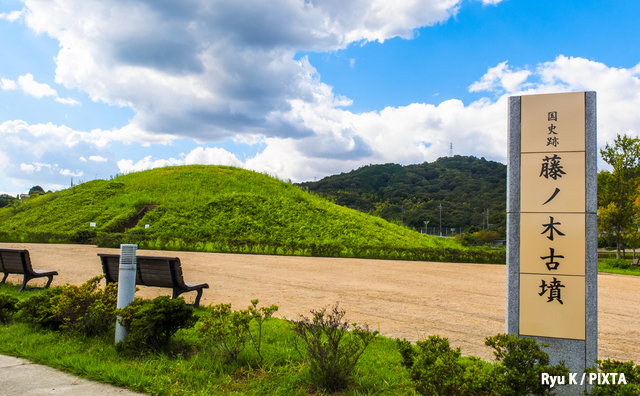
[[297, 156, 506, 234]]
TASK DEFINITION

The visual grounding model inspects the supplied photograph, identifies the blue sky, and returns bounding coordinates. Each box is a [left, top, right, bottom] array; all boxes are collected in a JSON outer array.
[[1, 0, 640, 195]]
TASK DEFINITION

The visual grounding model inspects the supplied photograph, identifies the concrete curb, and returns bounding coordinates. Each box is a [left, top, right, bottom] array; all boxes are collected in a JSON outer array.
[[0, 354, 144, 396]]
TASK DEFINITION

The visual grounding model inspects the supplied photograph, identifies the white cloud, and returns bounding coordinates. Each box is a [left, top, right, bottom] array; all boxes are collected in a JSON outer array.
[[0, 9, 24, 22], [349, 59, 356, 68], [1, 78, 17, 90], [117, 147, 243, 173], [55, 97, 81, 106], [5, 73, 81, 104], [17, 0, 464, 142], [88, 155, 107, 162], [60, 169, 83, 177], [469, 61, 531, 93], [20, 164, 35, 173], [0, 120, 118, 186], [17, 73, 57, 98]]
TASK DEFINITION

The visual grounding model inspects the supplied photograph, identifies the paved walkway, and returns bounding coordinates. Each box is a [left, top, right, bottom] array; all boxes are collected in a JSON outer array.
[[0, 355, 143, 396]]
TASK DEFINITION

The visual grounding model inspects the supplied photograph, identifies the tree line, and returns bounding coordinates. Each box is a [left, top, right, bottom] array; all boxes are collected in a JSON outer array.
[[598, 134, 640, 258], [298, 156, 506, 238]]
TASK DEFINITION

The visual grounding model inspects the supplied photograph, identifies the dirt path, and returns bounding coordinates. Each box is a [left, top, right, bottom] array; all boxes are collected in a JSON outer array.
[[2, 242, 639, 362]]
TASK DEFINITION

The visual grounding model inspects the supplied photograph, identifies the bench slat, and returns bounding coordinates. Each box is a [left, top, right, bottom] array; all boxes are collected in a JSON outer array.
[[1, 252, 25, 274]]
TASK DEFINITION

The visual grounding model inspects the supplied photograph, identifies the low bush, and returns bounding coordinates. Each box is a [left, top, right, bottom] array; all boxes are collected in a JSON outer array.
[[51, 275, 118, 336], [197, 299, 279, 364], [485, 333, 569, 396], [603, 258, 632, 269], [398, 333, 569, 396], [0, 293, 19, 324], [15, 286, 64, 329], [198, 302, 252, 362], [586, 358, 640, 395], [397, 335, 493, 395], [117, 296, 196, 352], [290, 303, 378, 392], [247, 299, 278, 363]]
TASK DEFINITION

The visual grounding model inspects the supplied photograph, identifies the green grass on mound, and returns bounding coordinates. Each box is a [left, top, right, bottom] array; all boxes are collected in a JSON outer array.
[[0, 165, 504, 263]]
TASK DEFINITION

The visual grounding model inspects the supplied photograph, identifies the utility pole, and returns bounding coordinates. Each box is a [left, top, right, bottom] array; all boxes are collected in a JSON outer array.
[[439, 203, 442, 237]]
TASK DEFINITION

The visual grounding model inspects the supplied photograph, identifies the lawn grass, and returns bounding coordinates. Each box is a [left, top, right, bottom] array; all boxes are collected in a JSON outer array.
[[0, 282, 416, 395], [597, 261, 640, 276]]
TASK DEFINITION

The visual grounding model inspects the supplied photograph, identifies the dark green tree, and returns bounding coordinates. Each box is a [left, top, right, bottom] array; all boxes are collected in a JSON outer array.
[[28, 185, 45, 196]]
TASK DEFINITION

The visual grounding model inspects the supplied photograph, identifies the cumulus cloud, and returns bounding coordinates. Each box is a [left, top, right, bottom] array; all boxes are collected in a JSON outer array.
[[20, 163, 35, 173], [3, 1, 640, 187], [470, 56, 640, 151], [7, 73, 81, 105], [17, 73, 57, 98], [1, 78, 18, 90], [0, 9, 24, 22], [0, 120, 118, 188], [89, 155, 107, 162], [117, 147, 243, 173], [16, 0, 463, 142], [468, 61, 531, 93], [60, 169, 83, 177], [55, 97, 81, 106], [115, 56, 640, 181]]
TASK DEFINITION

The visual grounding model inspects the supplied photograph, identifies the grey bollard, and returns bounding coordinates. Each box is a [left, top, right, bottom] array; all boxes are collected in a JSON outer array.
[[115, 244, 137, 344]]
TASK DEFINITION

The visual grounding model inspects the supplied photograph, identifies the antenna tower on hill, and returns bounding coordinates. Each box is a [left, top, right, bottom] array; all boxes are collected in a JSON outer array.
[[450, 143, 453, 157]]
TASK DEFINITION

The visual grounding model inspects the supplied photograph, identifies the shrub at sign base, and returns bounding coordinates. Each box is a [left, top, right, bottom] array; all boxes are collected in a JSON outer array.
[[397, 333, 569, 396]]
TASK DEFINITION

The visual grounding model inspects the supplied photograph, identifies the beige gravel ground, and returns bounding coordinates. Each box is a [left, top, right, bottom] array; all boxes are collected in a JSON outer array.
[[2, 242, 639, 362]]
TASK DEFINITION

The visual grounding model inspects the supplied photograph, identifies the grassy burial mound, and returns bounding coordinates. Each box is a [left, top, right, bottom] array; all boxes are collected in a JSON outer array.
[[0, 165, 503, 263]]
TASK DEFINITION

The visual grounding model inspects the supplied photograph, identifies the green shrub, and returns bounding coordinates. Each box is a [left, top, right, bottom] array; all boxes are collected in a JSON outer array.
[[15, 286, 64, 329], [603, 258, 632, 269], [290, 303, 378, 392], [50, 275, 118, 336], [398, 333, 568, 396], [198, 302, 252, 362], [0, 293, 19, 324], [71, 229, 97, 244], [117, 296, 196, 352], [247, 299, 278, 363], [586, 359, 640, 395], [485, 333, 569, 396], [196, 299, 278, 364], [397, 335, 493, 395]]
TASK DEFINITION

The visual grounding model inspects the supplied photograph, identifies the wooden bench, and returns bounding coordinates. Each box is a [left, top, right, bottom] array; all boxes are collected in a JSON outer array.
[[632, 258, 639, 266], [97, 253, 209, 306], [0, 248, 58, 292]]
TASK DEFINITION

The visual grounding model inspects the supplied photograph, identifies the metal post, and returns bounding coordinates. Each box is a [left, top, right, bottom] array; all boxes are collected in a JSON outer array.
[[115, 244, 137, 344], [439, 203, 442, 237]]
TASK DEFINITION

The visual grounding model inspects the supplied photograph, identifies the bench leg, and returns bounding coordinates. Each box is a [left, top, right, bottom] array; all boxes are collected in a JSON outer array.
[[19, 274, 30, 292], [172, 288, 203, 307], [44, 275, 54, 289], [0, 272, 7, 284], [193, 289, 203, 307]]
